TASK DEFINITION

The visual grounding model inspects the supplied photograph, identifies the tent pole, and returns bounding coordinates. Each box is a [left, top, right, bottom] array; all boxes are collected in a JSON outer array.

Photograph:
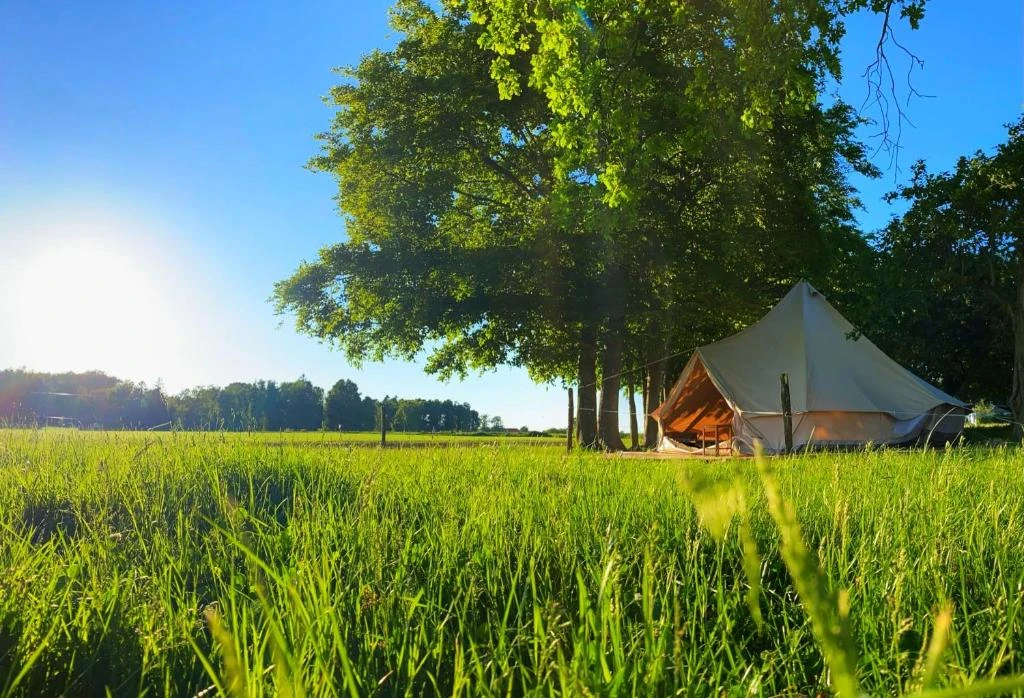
[[780, 373, 793, 454]]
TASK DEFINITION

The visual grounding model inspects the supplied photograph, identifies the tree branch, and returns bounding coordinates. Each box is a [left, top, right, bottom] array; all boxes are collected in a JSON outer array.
[[463, 132, 539, 198], [859, 0, 932, 175]]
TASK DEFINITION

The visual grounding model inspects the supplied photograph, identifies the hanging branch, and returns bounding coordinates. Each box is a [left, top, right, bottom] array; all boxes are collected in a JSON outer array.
[[859, 0, 932, 175]]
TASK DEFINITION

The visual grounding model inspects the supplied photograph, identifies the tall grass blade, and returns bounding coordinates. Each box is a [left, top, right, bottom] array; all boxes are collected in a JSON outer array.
[[755, 442, 862, 698]]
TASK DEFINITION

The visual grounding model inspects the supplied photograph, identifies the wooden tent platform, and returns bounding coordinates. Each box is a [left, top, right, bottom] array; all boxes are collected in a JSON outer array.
[[608, 450, 748, 460]]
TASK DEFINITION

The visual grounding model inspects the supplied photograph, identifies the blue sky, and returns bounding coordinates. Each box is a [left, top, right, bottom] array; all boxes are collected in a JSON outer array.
[[0, 1, 1020, 429]]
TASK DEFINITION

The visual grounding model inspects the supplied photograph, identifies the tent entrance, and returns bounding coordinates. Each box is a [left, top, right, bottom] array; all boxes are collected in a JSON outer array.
[[658, 356, 734, 454]]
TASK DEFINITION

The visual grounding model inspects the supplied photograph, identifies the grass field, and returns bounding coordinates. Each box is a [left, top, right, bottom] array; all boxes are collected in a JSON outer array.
[[1, 430, 1023, 696]]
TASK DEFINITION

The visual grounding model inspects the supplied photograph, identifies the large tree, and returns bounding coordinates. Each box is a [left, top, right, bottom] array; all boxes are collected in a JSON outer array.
[[276, 0, 916, 450], [276, 0, 612, 442], [468, 0, 912, 447], [866, 117, 1024, 426]]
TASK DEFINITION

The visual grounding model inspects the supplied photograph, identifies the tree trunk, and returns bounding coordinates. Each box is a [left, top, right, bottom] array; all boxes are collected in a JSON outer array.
[[640, 377, 648, 439], [643, 358, 665, 449], [626, 380, 634, 446], [1011, 275, 1024, 440], [567, 388, 574, 452], [597, 314, 626, 451], [577, 328, 598, 449]]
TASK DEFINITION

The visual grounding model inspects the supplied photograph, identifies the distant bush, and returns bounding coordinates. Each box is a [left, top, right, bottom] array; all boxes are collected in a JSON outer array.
[[971, 400, 1012, 425]]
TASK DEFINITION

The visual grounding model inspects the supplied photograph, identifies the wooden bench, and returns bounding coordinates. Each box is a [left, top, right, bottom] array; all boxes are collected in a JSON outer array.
[[697, 423, 733, 456]]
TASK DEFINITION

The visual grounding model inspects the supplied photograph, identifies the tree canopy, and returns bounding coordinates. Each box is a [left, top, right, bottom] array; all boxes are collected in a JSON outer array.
[[275, 0, 906, 450], [863, 116, 1024, 427]]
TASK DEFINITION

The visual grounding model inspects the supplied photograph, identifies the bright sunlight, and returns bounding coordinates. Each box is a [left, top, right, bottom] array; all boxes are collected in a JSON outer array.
[[3, 233, 189, 382]]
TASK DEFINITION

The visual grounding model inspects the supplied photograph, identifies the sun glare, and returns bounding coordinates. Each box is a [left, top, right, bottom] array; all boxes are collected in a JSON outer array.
[[7, 237, 184, 382]]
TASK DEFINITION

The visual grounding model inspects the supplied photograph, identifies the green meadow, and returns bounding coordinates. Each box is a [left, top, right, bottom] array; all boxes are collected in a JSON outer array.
[[1, 429, 1023, 697]]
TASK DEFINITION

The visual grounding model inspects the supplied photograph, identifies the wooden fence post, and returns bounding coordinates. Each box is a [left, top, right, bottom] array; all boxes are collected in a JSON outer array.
[[780, 373, 793, 455], [380, 403, 387, 448]]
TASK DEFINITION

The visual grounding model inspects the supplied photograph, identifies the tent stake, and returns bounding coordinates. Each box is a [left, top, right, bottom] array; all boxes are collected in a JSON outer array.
[[780, 373, 793, 454]]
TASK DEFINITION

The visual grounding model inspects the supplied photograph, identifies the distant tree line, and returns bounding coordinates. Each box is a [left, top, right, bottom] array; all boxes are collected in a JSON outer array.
[[0, 370, 168, 429], [0, 369, 486, 432], [378, 396, 482, 433], [168, 378, 326, 430]]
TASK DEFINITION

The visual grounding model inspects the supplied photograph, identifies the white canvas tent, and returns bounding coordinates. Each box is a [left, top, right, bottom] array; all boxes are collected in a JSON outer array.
[[653, 281, 969, 454]]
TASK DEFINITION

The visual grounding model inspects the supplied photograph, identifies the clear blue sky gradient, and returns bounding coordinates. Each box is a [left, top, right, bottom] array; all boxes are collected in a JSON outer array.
[[1, 1, 1020, 429]]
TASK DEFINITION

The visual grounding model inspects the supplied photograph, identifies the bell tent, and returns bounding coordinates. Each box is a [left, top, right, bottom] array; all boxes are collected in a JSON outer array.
[[652, 281, 969, 454]]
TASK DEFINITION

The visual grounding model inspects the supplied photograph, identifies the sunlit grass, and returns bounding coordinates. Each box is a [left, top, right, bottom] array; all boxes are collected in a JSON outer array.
[[0, 430, 1022, 696]]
